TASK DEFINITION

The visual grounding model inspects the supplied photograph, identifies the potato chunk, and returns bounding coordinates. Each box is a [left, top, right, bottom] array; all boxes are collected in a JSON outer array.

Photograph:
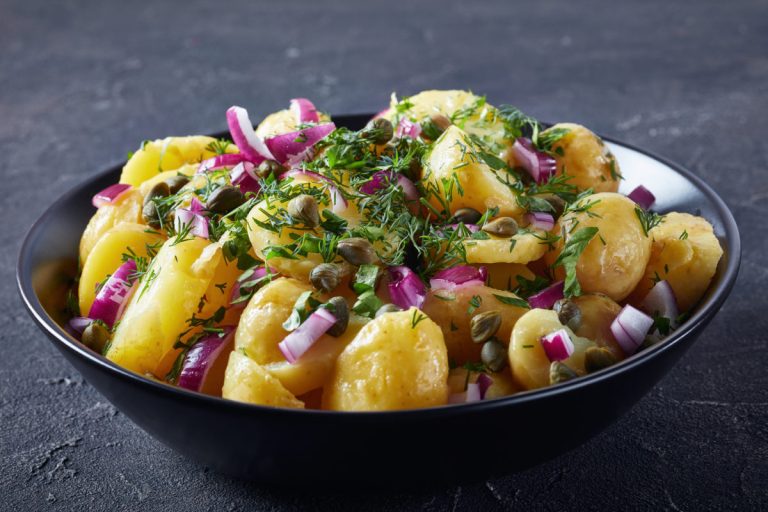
[[324, 308, 449, 411], [463, 230, 549, 265], [256, 109, 331, 138], [547, 192, 651, 301], [222, 350, 304, 409], [79, 188, 143, 265], [541, 123, 621, 193], [571, 294, 625, 360], [628, 212, 723, 312], [508, 309, 595, 390], [119, 136, 225, 186]]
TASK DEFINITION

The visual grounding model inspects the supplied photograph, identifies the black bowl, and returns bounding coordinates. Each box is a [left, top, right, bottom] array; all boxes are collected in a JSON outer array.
[[17, 114, 740, 486]]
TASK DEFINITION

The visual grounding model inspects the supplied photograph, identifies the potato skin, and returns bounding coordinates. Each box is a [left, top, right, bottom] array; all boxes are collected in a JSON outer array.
[[222, 350, 304, 408], [571, 294, 625, 360], [628, 212, 723, 312], [324, 308, 449, 411], [79, 188, 144, 266], [543, 123, 621, 193], [484, 263, 536, 292], [547, 192, 651, 301], [508, 308, 594, 390], [464, 231, 549, 265]]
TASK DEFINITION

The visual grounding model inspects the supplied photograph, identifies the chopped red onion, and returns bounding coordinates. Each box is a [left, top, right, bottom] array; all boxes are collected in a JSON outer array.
[[174, 206, 209, 239], [512, 137, 557, 184], [177, 326, 235, 392], [388, 266, 427, 310], [525, 212, 555, 231], [66, 316, 93, 338], [230, 162, 260, 195], [226, 106, 275, 163], [540, 329, 575, 361], [395, 118, 421, 139], [197, 153, 246, 173], [265, 123, 335, 166], [360, 171, 419, 212], [431, 265, 487, 288], [290, 98, 320, 124], [88, 260, 137, 328], [641, 280, 679, 323], [448, 383, 482, 404], [610, 305, 654, 355], [445, 223, 480, 234], [528, 280, 564, 309], [229, 266, 277, 308], [92, 183, 132, 208], [476, 373, 493, 399], [627, 185, 656, 210], [278, 307, 337, 364]]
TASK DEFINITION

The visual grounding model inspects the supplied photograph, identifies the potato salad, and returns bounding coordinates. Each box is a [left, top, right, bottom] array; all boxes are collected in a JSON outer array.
[[68, 90, 723, 411]]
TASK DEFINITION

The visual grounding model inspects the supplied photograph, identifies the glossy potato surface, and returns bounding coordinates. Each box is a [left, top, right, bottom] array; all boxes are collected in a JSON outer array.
[[324, 308, 449, 411], [544, 123, 620, 193], [256, 109, 332, 138], [79, 189, 143, 265], [571, 293, 625, 360], [119, 136, 225, 186], [484, 263, 536, 292], [222, 350, 304, 408], [464, 230, 549, 265]]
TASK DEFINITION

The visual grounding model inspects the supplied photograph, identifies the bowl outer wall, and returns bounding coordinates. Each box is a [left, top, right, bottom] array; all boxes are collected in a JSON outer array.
[[17, 114, 740, 484]]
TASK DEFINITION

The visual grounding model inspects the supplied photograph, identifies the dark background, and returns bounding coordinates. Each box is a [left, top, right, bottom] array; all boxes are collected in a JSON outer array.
[[2, 0, 767, 510]]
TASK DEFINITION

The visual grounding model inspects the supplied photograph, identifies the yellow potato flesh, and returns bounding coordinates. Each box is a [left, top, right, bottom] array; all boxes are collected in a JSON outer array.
[[484, 263, 536, 292], [324, 308, 449, 411], [571, 293, 625, 360], [222, 350, 304, 409], [79, 189, 143, 266], [256, 108, 331, 139], [105, 237, 219, 374], [464, 230, 549, 265], [78, 223, 165, 316], [544, 123, 620, 193]]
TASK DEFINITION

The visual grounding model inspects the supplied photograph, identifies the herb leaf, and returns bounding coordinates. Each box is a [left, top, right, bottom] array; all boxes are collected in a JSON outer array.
[[553, 226, 599, 297]]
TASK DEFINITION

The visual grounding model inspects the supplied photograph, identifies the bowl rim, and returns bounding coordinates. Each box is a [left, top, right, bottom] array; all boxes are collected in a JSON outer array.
[[16, 115, 741, 421]]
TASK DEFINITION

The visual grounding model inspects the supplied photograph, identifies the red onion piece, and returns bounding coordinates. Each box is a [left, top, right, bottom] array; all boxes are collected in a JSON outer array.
[[512, 137, 557, 184], [395, 118, 421, 139], [278, 307, 337, 364], [525, 212, 555, 231], [229, 266, 277, 308], [177, 326, 235, 392], [445, 223, 480, 234], [540, 329, 575, 361], [280, 169, 348, 213], [610, 305, 654, 355], [265, 123, 336, 166], [372, 108, 390, 120], [88, 260, 137, 328], [388, 266, 427, 310], [465, 383, 481, 402], [627, 185, 656, 210], [641, 280, 679, 323], [226, 106, 274, 163], [430, 278, 485, 293], [174, 206, 209, 239], [198, 153, 246, 173], [290, 98, 320, 124], [66, 316, 93, 338], [528, 280, 564, 309], [476, 373, 493, 399], [431, 265, 487, 288], [230, 162, 260, 194], [360, 171, 419, 211], [92, 183, 132, 208]]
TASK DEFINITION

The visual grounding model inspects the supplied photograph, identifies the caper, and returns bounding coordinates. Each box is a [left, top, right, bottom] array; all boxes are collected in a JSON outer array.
[[406, 156, 422, 181], [375, 303, 403, 317], [481, 339, 508, 372], [430, 113, 452, 132], [541, 194, 566, 219], [206, 185, 245, 214], [325, 297, 349, 337], [164, 175, 190, 194], [482, 217, 518, 238], [364, 118, 394, 145], [143, 181, 170, 206], [549, 361, 578, 384], [81, 322, 110, 353], [470, 310, 502, 343], [255, 159, 284, 179], [553, 299, 582, 331], [337, 237, 377, 266], [584, 346, 617, 373], [142, 202, 163, 229], [287, 194, 320, 227], [310, 263, 341, 293], [452, 207, 482, 225]]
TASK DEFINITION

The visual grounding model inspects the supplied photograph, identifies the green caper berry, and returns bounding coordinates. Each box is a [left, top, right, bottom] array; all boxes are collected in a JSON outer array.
[[542, 195, 566, 219], [255, 159, 284, 179], [142, 201, 163, 229], [452, 208, 482, 225], [375, 303, 403, 317], [584, 346, 617, 373], [481, 339, 508, 372], [430, 113, 452, 132], [164, 175, 190, 194], [549, 361, 578, 384], [365, 118, 394, 145], [143, 181, 170, 206], [482, 217, 518, 238], [81, 322, 110, 353], [287, 194, 320, 228], [337, 237, 377, 266], [470, 310, 502, 343], [206, 185, 245, 214], [553, 299, 582, 331], [325, 297, 349, 337], [310, 263, 341, 293]]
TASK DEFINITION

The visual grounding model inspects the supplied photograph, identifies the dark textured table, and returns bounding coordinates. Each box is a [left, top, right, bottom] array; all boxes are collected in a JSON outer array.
[[2, 0, 766, 510]]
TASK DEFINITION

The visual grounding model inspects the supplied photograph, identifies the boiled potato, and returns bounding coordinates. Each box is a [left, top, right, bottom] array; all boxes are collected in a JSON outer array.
[[508, 308, 595, 390], [571, 294, 625, 360], [464, 230, 549, 265], [422, 283, 528, 364], [484, 263, 536, 292], [256, 108, 332, 138], [323, 308, 449, 411], [119, 136, 230, 186], [106, 238, 220, 374], [447, 367, 520, 398], [628, 212, 723, 312], [78, 223, 165, 316], [547, 192, 651, 301], [79, 188, 143, 265], [423, 125, 524, 220], [541, 123, 620, 193], [222, 350, 304, 408]]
